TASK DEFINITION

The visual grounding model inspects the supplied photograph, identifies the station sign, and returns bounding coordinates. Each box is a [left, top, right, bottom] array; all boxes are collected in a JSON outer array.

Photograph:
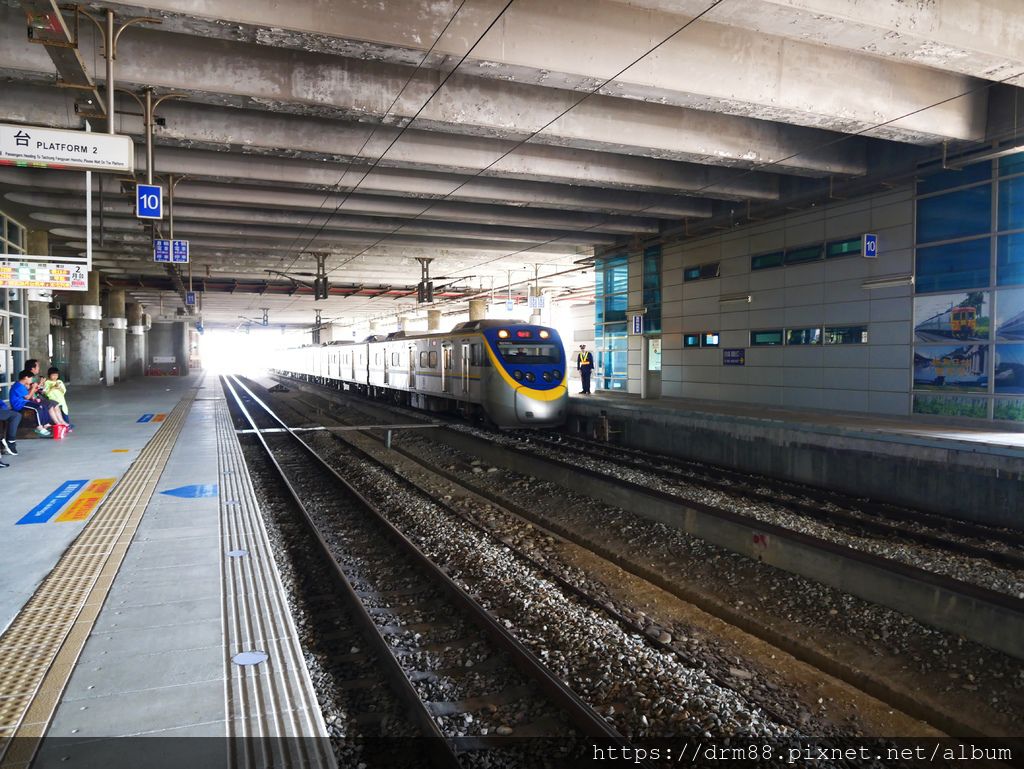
[[0, 123, 134, 173], [154, 239, 189, 263], [137, 183, 163, 219], [723, 348, 746, 366], [185, 291, 196, 306], [863, 233, 878, 258], [172, 240, 189, 263], [0, 259, 88, 291], [153, 239, 170, 262], [631, 314, 644, 335], [528, 294, 547, 309]]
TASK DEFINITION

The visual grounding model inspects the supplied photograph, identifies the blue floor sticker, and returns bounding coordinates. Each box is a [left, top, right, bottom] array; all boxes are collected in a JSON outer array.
[[137, 414, 154, 423], [17, 480, 89, 525], [160, 483, 219, 499]]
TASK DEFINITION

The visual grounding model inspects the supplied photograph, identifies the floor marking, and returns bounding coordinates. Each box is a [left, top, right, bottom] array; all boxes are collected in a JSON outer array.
[[15, 481, 89, 525], [152, 413, 167, 423], [136, 414, 154, 423], [111, 449, 130, 453], [55, 479, 117, 522], [160, 483, 218, 498]]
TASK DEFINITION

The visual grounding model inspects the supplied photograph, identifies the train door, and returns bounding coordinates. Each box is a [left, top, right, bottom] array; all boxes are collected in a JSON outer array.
[[441, 344, 453, 394], [407, 345, 416, 389], [460, 344, 470, 395], [383, 345, 390, 386]]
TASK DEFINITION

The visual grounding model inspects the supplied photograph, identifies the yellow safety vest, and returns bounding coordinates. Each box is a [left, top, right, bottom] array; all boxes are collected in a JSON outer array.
[[578, 351, 591, 365]]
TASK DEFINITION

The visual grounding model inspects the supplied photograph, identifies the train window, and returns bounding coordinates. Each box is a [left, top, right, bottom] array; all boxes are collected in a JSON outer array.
[[374, 353, 381, 366], [497, 342, 560, 363], [469, 343, 482, 366], [391, 352, 399, 366], [419, 351, 428, 368], [750, 329, 784, 346], [824, 326, 869, 344], [786, 328, 822, 345], [428, 351, 438, 368]]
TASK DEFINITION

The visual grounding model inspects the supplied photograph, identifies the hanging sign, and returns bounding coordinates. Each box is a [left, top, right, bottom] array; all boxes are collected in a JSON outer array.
[[0, 123, 133, 173], [154, 239, 171, 262], [172, 240, 189, 263], [0, 259, 88, 291]]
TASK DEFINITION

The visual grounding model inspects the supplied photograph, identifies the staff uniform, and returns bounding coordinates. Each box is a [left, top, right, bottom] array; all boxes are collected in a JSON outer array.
[[576, 349, 594, 394]]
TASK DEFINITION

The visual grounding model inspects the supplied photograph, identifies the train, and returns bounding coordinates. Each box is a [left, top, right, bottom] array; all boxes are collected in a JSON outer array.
[[916, 305, 977, 339], [272, 319, 569, 428]]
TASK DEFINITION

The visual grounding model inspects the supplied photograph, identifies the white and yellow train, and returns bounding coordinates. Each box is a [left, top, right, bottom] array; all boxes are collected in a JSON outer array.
[[272, 319, 568, 428]]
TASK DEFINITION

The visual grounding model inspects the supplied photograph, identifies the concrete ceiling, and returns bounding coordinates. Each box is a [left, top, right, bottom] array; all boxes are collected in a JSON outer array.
[[1, 0, 1021, 329]]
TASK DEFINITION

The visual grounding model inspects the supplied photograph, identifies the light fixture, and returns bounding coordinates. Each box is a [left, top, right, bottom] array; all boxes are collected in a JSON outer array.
[[943, 143, 1024, 169], [719, 293, 752, 306], [862, 275, 914, 289]]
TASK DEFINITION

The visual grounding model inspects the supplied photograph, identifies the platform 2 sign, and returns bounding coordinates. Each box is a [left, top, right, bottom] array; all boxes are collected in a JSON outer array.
[[1, 123, 134, 173], [723, 348, 746, 366], [0, 259, 88, 291]]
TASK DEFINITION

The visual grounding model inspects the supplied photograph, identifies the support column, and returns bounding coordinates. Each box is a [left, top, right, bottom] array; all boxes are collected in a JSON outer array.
[[102, 288, 127, 383], [26, 230, 52, 371], [427, 309, 443, 331], [468, 299, 487, 321], [126, 303, 146, 378], [65, 272, 102, 386], [176, 321, 189, 376]]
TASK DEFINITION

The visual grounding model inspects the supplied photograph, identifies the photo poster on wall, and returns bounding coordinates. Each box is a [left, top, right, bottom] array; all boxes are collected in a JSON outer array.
[[995, 345, 1024, 393], [913, 345, 988, 391], [995, 287, 1024, 341], [913, 291, 990, 343]]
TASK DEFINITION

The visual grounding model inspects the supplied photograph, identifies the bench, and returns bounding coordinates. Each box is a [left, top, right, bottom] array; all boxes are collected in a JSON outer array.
[[15, 407, 47, 439]]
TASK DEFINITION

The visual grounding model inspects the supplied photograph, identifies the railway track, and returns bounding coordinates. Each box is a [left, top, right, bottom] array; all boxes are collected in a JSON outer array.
[[222, 376, 630, 767], [516, 431, 1024, 569]]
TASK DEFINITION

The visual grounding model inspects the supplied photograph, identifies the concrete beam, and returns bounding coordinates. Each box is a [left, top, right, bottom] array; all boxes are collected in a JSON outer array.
[[0, 166, 710, 224], [619, 0, 1024, 83], [0, 8, 869, 173], [64, 0, 987, 144], [31, 209, 620, 247], [0, 82, 775, 201], [9, 187, 659, 236]]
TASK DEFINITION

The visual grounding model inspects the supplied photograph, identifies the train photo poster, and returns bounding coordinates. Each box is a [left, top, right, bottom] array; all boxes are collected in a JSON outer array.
[[913, 291, 990, 343], [913, 345, 988, 392], [995, 287, 1024, 341]]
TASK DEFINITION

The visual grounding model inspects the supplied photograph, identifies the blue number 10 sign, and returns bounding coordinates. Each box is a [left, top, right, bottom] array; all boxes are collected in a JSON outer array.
[[136, 184, 162, 219]]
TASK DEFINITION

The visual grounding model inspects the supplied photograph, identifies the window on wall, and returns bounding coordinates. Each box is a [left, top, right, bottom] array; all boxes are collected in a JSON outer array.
[[683, 333, 701, 348], [786, 328, 822, 345], [702, 332, 720, 348], [750, 329, 784, 346], [825, 326, 869, 344], [913, 153, 1024, 420], [785, 245, 823, 265], [917, 184, 992, 244], [826, 237, 861, 258], [683, 261, 720, 281], [751, 251, 784, 271], [642, 245, 662, 333]]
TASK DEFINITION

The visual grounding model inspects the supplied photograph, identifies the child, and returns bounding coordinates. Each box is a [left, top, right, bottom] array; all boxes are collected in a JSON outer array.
[[42, 368, 72, 431]]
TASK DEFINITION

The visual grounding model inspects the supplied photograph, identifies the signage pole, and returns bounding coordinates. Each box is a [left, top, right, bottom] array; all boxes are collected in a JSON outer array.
[[85, 121, 92, 270], [168, 174, 174, 240], [144, 88, 154, 185], [106, 10, 115, 135]]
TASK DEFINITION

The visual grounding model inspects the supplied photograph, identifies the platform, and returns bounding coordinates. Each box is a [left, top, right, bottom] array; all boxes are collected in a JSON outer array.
[[0, 374, 331, 769], [568, 392, 1024, 529]]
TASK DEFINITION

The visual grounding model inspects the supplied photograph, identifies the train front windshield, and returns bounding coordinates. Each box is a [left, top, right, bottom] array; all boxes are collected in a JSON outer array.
[[497, 342, 561, 364]]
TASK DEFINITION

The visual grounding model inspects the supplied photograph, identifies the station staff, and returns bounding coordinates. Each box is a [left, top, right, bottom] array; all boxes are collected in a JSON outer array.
[[576, 344, 594, 395]]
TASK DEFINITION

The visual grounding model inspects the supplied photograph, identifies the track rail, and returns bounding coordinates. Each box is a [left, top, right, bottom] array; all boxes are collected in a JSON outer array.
[[514, 431, 1024, 570], [222, 376, 633, 765]]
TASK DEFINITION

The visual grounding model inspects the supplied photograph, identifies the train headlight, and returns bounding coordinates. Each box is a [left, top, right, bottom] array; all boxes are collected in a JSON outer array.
[[498, 329, 510, 339], [539, 329, 549, 339], [513, 369, 523, 380], [525, 371, 536, 382], [553, 369, 562, 380], [542, 371, 552, 382]]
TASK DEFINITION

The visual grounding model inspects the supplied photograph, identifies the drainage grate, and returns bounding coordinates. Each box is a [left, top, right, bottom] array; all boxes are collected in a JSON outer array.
[[0, 389, 196, 767]]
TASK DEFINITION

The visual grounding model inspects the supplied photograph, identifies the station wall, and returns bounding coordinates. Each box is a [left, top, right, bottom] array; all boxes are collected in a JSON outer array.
[[602, 186, 916, 415]]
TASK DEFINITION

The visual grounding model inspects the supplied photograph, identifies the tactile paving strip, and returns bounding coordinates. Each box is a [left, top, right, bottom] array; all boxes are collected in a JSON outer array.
[[0, 389, 196, 768], [215, 393, 334, 768]]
